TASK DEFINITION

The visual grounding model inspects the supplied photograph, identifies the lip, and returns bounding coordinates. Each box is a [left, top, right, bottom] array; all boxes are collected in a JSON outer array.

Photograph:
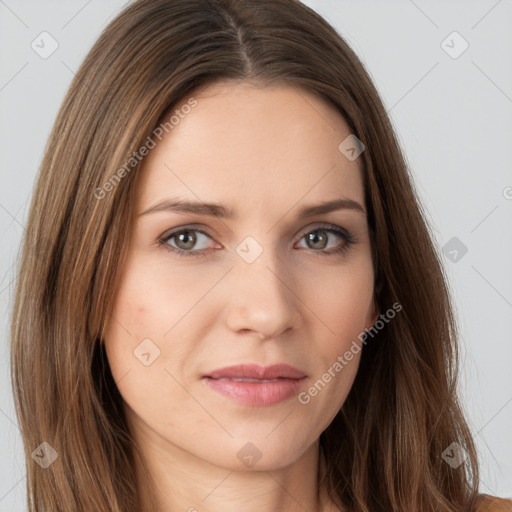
[[204, 363, 306, 380], [202, 364, 307, 406]]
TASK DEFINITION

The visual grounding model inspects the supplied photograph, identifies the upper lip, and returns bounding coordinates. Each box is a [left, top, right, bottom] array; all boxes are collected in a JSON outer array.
[[204, 364, 306, 380]]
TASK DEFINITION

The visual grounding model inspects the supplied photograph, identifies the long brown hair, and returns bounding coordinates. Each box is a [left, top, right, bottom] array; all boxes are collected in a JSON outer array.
[[10, 0, 480, 510]]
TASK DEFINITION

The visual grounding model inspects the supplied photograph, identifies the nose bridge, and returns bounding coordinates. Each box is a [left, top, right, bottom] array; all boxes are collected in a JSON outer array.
[[235, 234, 291, 303], [225, 233, 300, 337]]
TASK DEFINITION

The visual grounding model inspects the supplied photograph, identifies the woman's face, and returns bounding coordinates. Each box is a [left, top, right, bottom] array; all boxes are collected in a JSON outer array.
[[104, 80, 378, 471]]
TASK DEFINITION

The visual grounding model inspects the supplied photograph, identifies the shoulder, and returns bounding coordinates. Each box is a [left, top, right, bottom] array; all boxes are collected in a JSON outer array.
[[474, 494, 512, 512]]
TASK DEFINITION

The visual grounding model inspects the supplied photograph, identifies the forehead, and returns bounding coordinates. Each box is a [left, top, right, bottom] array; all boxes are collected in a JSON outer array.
[[136, 81, 364, 213]]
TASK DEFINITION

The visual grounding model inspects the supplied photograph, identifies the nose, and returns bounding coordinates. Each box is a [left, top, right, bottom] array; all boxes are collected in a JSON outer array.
[[224, 246, 302, 341]]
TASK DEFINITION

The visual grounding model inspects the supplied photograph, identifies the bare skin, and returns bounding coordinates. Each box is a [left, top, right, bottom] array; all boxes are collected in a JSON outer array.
[[104, 80, 378, 512]]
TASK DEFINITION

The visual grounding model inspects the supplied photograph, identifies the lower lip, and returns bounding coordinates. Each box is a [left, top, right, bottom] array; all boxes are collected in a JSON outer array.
[[203, 377, 306, 406]]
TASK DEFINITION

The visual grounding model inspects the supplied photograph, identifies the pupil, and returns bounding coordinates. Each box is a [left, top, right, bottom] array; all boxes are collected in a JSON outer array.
[[308, 231, 327, 250], [174, 230, 329, 251], [177, 231, 196, 250]]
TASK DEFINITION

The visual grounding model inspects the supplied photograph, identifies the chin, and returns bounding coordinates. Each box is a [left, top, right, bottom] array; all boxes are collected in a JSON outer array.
[[199, 435, 316, 472]]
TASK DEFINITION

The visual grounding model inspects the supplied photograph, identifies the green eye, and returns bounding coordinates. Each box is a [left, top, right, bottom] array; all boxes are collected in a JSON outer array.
[[158, 224, 356, 258]]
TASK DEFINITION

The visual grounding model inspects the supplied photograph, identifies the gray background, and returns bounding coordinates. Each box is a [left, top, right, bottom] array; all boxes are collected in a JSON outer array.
[[1, 0, 511, 509]]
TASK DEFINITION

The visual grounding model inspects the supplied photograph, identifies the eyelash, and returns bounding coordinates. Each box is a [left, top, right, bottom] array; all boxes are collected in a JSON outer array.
[[158, 224, 356, 258]]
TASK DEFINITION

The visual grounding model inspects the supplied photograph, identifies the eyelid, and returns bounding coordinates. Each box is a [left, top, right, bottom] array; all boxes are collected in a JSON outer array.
[[158, 223, 216, 244], [158, 221, 350, 242], [157, 225, 219, 254], [158, 222, 356, 258]]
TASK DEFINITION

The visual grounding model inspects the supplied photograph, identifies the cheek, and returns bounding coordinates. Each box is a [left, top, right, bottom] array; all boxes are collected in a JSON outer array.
[[309, 257, 375, 340], [109, 254, 219, 339], [103, 262, 161, 381], [105, 255, 190, 348], [102, 257, 206, 412], [103, 290, 184, 425], [297, 259, 373, 414]]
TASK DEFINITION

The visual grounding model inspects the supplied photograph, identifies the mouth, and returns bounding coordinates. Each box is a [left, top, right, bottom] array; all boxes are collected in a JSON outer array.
[[202, 364, 307, 406], [203, 363, 306, 380], [210, 377, 282, 382]]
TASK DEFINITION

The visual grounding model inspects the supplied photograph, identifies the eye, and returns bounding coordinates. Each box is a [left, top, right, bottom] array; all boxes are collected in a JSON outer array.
[[295, 226, 356, 256], [159, 228, 216, 257], [158, 224, 356, 258]]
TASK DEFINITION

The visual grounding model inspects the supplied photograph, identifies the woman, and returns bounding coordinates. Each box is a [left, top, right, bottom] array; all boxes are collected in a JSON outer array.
[[10, 0, 511, 510]]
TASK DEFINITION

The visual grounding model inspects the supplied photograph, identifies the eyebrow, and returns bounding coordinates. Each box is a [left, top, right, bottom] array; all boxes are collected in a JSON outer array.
[[138, 197, 366, 218]]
